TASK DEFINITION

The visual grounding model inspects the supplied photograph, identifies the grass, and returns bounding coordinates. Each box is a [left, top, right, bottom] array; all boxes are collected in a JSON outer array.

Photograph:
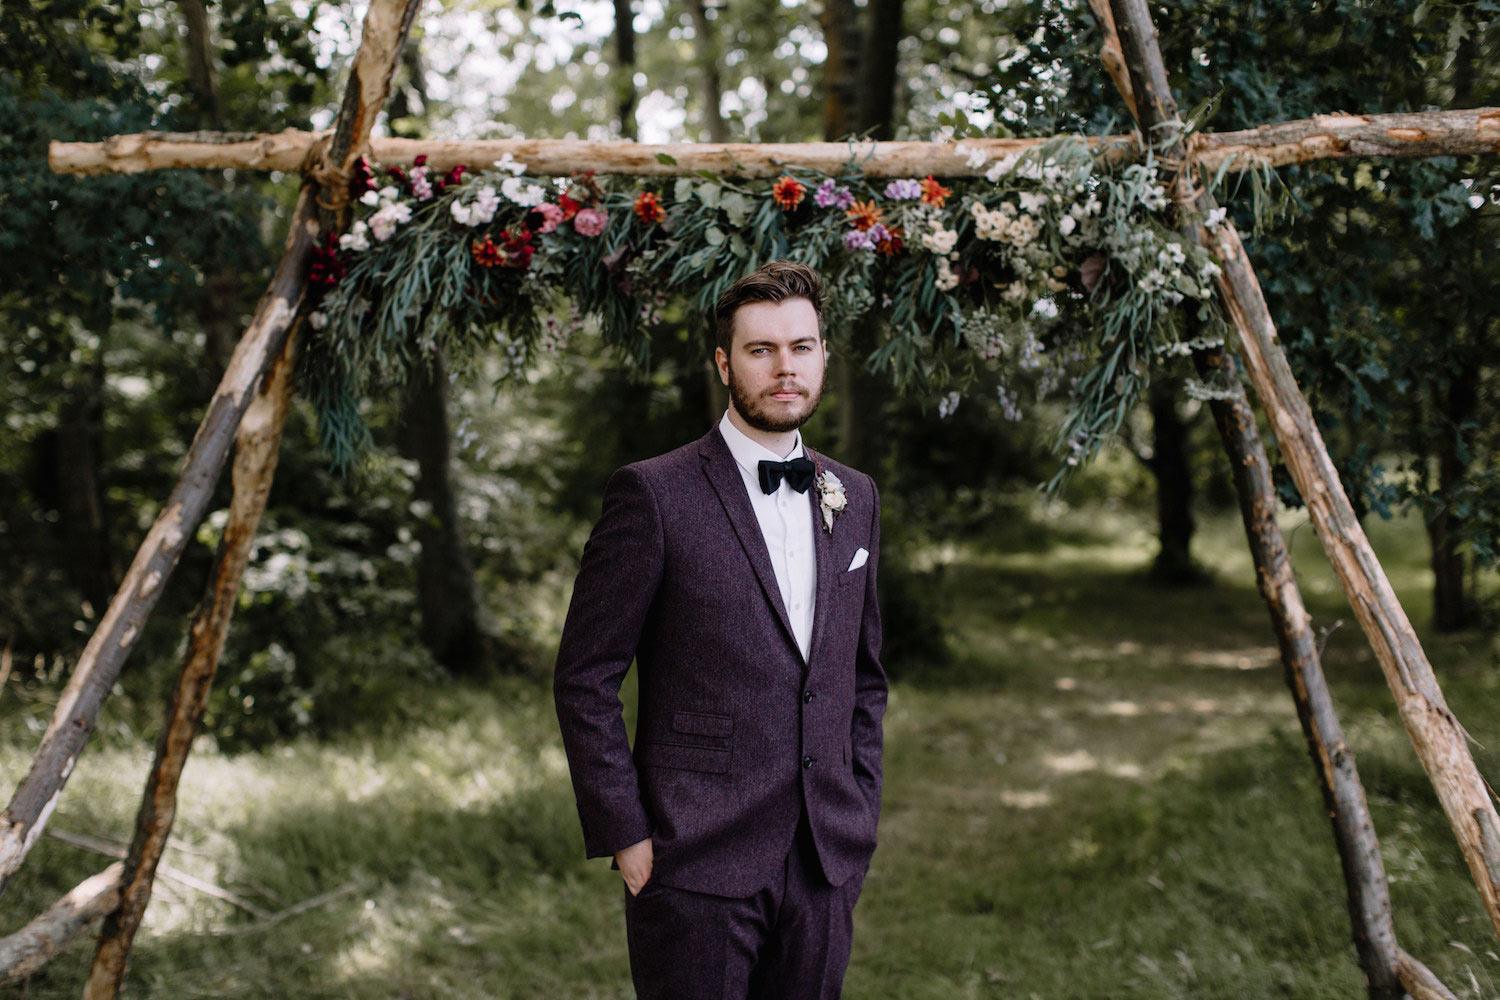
[[3, 501, 1499, 997]]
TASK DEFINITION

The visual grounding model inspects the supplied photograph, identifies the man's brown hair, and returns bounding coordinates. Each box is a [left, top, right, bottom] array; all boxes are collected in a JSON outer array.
[[713, 260, 824, 355]]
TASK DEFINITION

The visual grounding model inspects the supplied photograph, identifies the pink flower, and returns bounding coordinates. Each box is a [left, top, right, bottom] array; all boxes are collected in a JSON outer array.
[[573, 206, 607, 237], [532, 202, 565, 234]]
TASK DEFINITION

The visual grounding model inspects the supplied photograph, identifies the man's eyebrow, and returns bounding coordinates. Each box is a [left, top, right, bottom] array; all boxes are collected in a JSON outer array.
[[741, 336, 819, 347]]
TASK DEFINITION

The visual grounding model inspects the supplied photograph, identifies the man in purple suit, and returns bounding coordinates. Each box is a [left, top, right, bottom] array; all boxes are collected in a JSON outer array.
[[553, 260, 888, 998]]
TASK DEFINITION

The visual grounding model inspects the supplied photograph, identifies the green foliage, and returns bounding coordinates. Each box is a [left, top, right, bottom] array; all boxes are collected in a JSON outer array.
[[301, 137, 1234, 497]]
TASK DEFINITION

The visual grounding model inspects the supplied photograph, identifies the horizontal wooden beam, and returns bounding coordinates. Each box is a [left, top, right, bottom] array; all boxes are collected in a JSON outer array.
[[47, 106, 1500, 178]]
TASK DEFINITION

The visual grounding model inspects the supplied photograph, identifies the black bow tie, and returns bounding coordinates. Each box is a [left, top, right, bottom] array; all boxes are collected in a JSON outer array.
[[758, 456, 816, 494]]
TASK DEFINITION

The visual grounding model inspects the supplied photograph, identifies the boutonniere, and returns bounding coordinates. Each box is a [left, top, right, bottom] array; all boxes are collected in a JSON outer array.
[[813, 461, 847, 534]]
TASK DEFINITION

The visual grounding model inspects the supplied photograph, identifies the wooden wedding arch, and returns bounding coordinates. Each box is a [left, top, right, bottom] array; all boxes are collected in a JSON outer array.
[[3, 0, 1499, 995]]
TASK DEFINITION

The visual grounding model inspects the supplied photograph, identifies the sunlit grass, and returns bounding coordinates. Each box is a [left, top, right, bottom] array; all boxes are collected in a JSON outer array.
[[3, 502, 1497, 997]]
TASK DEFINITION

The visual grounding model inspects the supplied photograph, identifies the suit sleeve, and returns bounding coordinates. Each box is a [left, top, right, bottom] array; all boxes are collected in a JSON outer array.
[[851, 473, 888, 831], [553, 464, 663, 860]]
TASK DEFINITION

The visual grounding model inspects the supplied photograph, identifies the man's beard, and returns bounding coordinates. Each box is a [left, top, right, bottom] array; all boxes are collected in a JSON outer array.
[[726, 360, 824, 433]]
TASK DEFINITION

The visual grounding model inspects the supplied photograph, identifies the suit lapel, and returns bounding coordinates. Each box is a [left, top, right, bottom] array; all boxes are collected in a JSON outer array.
[[700, 426, 802, 665], [804, 446, 835, 675]]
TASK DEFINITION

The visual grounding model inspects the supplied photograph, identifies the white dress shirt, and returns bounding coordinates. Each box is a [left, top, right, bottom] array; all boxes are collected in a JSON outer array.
[[718, 409, 817, 661]]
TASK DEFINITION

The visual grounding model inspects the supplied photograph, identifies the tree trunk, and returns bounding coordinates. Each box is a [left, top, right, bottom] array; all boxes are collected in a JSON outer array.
[[50, 325, 118, 612], [176, 0, 223, 129], [685, 0, 727, 142], [396, 353, 493, 675], [612, 0, 637, 140], [858, 0, 903, 140], [1428, 364, 1479, 631], [1146, 377, 1201, 584], [819, 0, 860, 141]]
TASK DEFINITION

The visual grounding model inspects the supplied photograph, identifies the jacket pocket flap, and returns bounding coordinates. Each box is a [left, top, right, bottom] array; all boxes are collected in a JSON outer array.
[[672, 710, 733, 738], [640, 740, 730, 773]]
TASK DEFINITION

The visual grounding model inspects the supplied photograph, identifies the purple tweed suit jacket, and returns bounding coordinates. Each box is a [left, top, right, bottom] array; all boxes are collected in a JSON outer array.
[[552, 421, 888, 898]]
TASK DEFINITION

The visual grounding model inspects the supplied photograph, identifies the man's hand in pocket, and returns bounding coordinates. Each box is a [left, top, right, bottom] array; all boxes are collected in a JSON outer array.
[[616, 836, 654, 896]]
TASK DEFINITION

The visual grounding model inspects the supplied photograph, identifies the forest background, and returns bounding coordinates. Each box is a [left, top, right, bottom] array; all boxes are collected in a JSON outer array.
[[2, 0, 1499, 995]]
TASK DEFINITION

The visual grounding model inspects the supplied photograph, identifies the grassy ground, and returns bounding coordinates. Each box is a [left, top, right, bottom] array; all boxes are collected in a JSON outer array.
[[3, 501, 1499, 998]]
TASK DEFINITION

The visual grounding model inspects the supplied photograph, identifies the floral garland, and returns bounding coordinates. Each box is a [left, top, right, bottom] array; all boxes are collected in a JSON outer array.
[[298, 133, 1236, 491]]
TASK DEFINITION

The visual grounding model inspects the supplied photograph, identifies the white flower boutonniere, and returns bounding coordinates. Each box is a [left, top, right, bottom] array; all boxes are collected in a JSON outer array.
[[814, 464, 847, 534]]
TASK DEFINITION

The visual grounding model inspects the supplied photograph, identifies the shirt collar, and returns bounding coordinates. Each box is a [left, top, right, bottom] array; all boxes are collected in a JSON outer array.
[[719, 408, 804, 481]]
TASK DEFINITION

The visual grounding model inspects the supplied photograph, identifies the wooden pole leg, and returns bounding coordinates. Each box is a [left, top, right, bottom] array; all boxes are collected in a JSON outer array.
[[1105, 0, 1500, 949], [82, 324, 300, 999]]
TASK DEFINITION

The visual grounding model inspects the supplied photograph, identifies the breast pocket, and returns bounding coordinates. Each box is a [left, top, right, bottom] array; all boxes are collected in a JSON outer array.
[[837, 564, 867, 590]]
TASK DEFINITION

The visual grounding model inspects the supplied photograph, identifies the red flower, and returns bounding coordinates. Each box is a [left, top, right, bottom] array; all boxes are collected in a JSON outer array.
[[500, 227, 535, 269], [445, 164, 468, 186], [350, 155, 377, 197], [413, 154, 428, 168], [558, 193, 581, 221], [920, 175, 952, 208], [771, 175, 805, 211], [874, 225, 905, 256], [471, 236, 504, 268], [633, 190, 666, 225], [307, 232, 346, 287], [474, 229, 536, 270]]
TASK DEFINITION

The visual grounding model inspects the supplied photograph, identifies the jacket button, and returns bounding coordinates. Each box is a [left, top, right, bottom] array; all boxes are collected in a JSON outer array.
[[802, 755, 814, 769], [802, 690, 813, 703]]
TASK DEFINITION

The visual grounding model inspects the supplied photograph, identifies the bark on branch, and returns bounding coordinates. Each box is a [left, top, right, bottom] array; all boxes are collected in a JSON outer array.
[[47, 105, 1500, 178], [0, 865, 123, 986]]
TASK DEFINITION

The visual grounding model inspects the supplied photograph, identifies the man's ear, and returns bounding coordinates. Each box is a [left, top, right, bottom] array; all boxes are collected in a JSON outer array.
[[715, 347, 729, 385]]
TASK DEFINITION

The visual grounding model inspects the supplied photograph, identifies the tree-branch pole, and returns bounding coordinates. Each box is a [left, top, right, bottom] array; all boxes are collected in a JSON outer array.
[[1094, 4, 1457, 993], [83, 330, 299, 996], [1108, 0, 1500, 944], [0, 865, 123, 986], [0, 0, 425, 899], [46, 105, 1500, 177]]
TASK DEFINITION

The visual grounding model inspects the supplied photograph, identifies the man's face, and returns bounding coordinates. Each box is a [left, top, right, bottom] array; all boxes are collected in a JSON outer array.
[[716, 298, 827, 434]]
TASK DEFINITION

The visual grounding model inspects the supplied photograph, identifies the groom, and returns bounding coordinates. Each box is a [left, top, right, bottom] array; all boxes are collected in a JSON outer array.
[[552, 260, 888, 999]]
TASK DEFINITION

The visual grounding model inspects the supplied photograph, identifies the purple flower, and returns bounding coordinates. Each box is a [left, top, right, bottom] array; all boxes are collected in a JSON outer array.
[[843, 229, 876, 251], [815, 179, 854, 209], [883, 178, 922, 200]]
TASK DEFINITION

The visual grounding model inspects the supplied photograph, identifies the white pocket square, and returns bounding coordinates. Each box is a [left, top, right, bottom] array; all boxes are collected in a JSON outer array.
[[846, 548, 868, 572]]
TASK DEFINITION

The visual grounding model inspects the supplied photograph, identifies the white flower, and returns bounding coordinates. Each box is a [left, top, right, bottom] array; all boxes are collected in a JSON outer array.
[[955, 143, 988, 170], [359, 189, 381, 207], [378, 185, 399, 203], [1059, 215, 1077, 237], [450, 185, 501, 226], [339, 220, 371, 252], [922, 227, 959, 254], [308, 310, 328, 330], [1469, 194, 1486, 210], [1018, 191, 1048, 215], [935, 257, 960, 290], [493, 153, 527, 176], [937, 390, 961, 419], [501, 176, 546, 207], [984, 153, 1019, 183], [1204, 206, 1228, 228], [815, 468, 847, 534], [369, 201, 413, 242], [1031, 297, 1059, 320]]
